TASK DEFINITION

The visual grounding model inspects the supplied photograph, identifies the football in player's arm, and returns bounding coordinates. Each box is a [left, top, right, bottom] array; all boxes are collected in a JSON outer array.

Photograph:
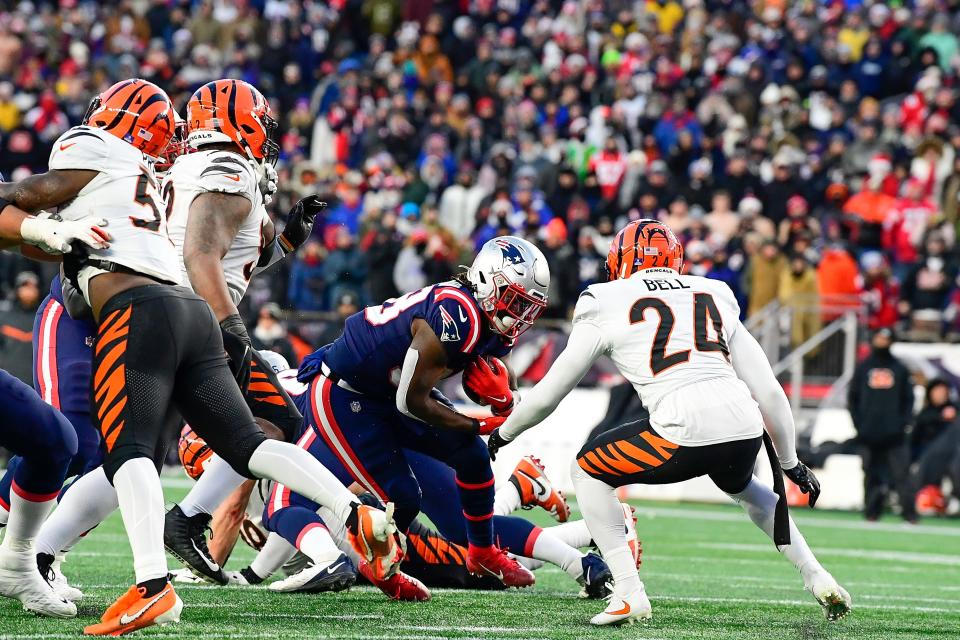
[[398, 318, 509, 435]]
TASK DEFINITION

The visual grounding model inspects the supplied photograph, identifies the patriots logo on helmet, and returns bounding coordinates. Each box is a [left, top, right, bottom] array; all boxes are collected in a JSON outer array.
[[439, 307, 461, 343], [494, 239, 525, 264]]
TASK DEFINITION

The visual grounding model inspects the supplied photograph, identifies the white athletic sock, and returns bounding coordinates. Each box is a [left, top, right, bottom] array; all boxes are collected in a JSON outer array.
[[113, 458, 167, 584], [37, 467, 118, 557], [571, 460, 641, 595], [545, 520, 592, 548], [531, 530, 584, 580], [494, 482, 522, 516], [249, 533, 297, 580], [296, 524, 341, 565], [178, 455, 245, 518], [1, 490, 56, 563], [247, 440, 356, 524], [0, 502, 8, 526], [728, 476, 825, 583]]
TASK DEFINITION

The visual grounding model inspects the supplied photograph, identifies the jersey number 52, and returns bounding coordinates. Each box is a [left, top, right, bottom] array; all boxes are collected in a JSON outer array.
[[630, 293, 729, 375]]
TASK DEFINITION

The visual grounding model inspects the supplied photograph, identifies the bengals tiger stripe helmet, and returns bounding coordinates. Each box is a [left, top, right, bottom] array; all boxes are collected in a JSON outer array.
[[178, 425, 213, 481], [604, 219, 684, 281], [83, 78, 176, 158], [186, 79, 279, 167]]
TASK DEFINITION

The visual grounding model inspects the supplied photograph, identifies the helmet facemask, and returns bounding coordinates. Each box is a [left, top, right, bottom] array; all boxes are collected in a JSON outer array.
[[484, 271, 547, 340]]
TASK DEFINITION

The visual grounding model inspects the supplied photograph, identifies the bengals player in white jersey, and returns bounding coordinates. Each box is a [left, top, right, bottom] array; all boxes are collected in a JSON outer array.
[[487, 219, 851, 626], [0, 78, 400, 636], [161, 78, 328, 585]]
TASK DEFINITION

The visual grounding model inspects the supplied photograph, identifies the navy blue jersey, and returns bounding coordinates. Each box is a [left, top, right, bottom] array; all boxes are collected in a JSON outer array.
[[307, 281, 511, 400]]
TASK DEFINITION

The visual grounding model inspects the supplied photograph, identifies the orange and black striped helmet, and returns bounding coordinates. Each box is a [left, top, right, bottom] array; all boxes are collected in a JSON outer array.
[[177, 425, 213, 481], [83, 79, 176, 158], [186, 79, 279, 166], [604, 219, 684, 281]]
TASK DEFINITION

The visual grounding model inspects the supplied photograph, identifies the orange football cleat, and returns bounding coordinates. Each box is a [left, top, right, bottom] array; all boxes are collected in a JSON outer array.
[[84, 582, 182, 636], [358, 559, 431, 601], [345, 502, 404, 580], [509, 456, 571, 522]]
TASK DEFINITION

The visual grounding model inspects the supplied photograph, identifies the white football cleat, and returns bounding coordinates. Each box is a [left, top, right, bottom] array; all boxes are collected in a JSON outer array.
[[170, 568, 204, 584], [807, 573, 852, 621], [37, 552, 84, 602], [0, 549, 77, 618], [621, 503, 642, 568], [269, 554, 356, 594], [224, 570, 251, 586], [49, 554, 83, 602], [590, 584, 652, 626]]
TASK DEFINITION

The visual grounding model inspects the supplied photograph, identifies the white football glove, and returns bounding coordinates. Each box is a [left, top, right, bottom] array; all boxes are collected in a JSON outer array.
[[19, 214, 110, 254], [260, 163, 278, 206]]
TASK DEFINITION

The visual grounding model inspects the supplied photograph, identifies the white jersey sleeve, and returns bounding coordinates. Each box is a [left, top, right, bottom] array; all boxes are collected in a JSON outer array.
[[164, 150, 269, 304], [499, 291, 607, 441], [729, 322, 799, 468], [48, 126, 182, 301]]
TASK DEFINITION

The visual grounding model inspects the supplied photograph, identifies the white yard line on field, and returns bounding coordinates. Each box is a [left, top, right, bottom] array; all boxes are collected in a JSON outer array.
[[646, 570, 960, 603], [657, 593, 959, 614], [696, 542, 960, 566], [632, 505, 960, 537]]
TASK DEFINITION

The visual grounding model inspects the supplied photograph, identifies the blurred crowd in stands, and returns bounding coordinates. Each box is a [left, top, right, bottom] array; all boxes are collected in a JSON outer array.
[[3, 0, 960, 345]]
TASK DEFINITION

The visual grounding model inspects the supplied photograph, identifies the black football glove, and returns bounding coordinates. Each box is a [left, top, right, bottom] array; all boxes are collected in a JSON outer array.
[[486, 428, 512, 461], [278, 195, 326, 254], [783, 461, 821, 508], [220, 314, 252, 393]]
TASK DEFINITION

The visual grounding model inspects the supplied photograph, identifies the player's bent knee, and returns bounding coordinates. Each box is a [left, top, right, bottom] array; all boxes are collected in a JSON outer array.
[[102, 446, 156, 484], [202, 422, 268, 479], [42, 408, 79, 465]]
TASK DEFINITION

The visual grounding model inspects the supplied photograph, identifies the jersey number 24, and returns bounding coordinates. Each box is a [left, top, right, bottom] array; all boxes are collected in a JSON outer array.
[[630, 293, 730, 375]]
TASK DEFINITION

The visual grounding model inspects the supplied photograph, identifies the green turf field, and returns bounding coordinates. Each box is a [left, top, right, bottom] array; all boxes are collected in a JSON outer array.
[[1, 476, 958, 639]]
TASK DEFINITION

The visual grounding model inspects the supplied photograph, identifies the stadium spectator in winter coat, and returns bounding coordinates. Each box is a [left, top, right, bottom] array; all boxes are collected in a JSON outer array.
[[0, 271, 41, 384], [911, 379, 956, 461], [847, 329, 918, 522], [747, 240, 785, 317]]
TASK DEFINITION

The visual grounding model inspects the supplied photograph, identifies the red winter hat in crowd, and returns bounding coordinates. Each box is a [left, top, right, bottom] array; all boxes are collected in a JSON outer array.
[[476, 97, 495, 115], [545, 217, 568, 243]]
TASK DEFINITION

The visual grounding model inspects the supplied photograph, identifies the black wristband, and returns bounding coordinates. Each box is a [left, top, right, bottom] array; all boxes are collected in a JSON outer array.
[[0, 196, 11, 216], [470, 418, 482, 436]]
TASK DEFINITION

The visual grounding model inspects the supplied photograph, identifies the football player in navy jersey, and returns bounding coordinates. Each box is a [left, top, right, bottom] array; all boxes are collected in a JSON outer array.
[[292, 236, 550, 592]]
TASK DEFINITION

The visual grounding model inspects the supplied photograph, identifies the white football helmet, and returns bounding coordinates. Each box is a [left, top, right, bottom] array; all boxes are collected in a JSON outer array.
[[465, 236, 550, 340]]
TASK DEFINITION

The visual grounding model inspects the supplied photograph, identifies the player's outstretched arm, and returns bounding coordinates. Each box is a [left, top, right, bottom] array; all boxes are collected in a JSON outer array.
[[0, 170, 97, 213], [0, 172, 108, 254], [398, 318, 490, 434], [729, 322, 800, 469], [497, 311, 606, 444]]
